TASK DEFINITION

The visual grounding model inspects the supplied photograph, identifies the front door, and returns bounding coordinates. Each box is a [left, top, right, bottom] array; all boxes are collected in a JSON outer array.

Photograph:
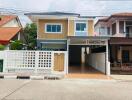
[[122, 50, 129, 63], [54, 53, 64, 71], [0, 60, 3, 72]]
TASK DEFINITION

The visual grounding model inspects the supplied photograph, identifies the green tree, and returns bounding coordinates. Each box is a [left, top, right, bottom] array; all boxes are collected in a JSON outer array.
[[23, 23, 37, 50], [10, 40, 23, 50], [0, 44, 5, 50]]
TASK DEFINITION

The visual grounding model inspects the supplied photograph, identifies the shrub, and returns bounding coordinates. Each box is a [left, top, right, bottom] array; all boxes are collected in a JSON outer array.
[[10, 40, 23, 50], [0, 44, 5, 50]]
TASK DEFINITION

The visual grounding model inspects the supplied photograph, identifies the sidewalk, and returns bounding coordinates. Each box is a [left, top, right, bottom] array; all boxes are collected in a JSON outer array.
[[111, 75, 132, 81]]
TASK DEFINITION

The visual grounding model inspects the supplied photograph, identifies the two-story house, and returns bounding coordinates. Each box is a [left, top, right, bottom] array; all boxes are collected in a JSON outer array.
[[0, 15, 23, 49], [95, 13, 132, 74], [25, 12, 110, 75]]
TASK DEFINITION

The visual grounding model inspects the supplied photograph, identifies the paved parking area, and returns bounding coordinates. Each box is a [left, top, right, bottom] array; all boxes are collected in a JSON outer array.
[[0, 79, 132, 100]]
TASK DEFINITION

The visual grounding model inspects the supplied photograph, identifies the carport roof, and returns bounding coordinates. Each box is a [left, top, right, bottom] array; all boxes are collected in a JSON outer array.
[[109, 37, 132, 45], [68, 36, 110, 39]]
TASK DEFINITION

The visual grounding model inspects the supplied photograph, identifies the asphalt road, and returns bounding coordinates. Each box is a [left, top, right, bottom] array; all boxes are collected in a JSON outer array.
[[0, 79, 132, 100]]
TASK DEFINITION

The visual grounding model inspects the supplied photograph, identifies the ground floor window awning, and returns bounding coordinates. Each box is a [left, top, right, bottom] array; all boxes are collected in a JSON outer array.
[[109, 37, 132, 45], [37, 40, 67, 51]]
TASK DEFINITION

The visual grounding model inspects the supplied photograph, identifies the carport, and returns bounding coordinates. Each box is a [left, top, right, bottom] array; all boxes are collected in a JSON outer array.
[[67, 36, 110, 76]]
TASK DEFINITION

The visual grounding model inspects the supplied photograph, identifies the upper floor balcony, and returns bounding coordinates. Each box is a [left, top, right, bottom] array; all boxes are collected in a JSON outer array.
[[95, 20, 132, 38], [95, 12, 132, 38]]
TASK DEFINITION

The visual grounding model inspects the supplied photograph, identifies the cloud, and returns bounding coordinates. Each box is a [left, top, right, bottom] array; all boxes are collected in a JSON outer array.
[[0, 0, 132, 26], [0, 0, 132, 16]]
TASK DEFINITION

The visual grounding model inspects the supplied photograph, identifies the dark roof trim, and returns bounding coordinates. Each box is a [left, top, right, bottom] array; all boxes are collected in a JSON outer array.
[[25, 12, 96, 18], [79, 16, 95, 18], [25, 12, 80, 16]]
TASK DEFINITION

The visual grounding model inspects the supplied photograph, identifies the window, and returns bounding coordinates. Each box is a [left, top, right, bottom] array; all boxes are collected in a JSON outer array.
[[75, 23, 87, 32], [112, 23, 116, 35], [122, 50, 130, 63], [99, 27, 105, 35], [99, 27, 110, 36], [45, 24, 62, 33]]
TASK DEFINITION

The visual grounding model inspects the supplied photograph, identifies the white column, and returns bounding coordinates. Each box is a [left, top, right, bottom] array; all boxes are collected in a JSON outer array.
[[124, 21, 126, 34], [18, 32, 20, 40], [106, 40, 110, 76], [116, 20, 119, 34], [110, 24, 112, 35], [64, 52, 68, 74], [66, 39, 70, 74]]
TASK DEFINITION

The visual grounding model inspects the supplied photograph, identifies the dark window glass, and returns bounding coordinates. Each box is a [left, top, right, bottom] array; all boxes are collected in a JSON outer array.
[[52, 25, 56, 32], [119, 21, 124, 33], [76, 23, 86, 31], [46, 24, 61, 33], [107, 27, 110, 35], [81, 23, 86, 31], [47, 25, 51, 32], [76, 23, 81, 31], [57, 25, 61, 32], [126, 21, 132, 26], [112, 23, 116, 35]]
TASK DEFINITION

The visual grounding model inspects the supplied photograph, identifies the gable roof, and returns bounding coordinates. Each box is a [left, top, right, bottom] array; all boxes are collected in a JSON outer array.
[[0, 27, 21, 45], [111, 12, 132, 17], [95, 12, 132, 27], [96, 12, 132, 24], [25, 11, 80, 16], [0, 15, 17, 26]]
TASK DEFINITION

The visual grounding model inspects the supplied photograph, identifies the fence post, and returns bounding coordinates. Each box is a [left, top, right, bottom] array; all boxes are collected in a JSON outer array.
[[51, 51, 54, 72], [35, 51, 39, 74], [3, 51, 7, 73]]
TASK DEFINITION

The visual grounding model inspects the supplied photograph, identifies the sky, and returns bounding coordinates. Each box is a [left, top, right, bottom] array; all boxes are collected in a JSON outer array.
[[0, 0, 132, 26]]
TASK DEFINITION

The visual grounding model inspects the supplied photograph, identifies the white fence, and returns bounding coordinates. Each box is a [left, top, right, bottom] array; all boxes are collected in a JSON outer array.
[[0, 51, 4, 59], [86, 53, 106, 74], [0, 50, 67, 74]]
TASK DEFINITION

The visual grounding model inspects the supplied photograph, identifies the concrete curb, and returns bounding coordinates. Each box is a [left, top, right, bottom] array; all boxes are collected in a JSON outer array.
[[0, 74, 64, 80], [4, 75, 17, 79]]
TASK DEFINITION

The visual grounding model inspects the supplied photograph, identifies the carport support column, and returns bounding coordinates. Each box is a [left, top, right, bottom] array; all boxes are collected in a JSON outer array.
[[106, 41, 110, 76], [66, 39, 70, 74]]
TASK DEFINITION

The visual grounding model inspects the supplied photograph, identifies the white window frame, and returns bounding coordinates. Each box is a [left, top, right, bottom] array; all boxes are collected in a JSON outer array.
[[45, 23, 63, 34], [75, 21, 88, 33]]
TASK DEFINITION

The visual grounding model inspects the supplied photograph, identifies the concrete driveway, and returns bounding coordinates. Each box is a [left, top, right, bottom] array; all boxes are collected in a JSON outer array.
[[0, 79, 132, 100]]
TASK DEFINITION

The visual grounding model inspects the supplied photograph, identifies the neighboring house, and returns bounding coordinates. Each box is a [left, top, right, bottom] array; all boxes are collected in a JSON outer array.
[[95, 12, 132, 74], [25, 12, 110, 75], [0, 15, 22, 49]]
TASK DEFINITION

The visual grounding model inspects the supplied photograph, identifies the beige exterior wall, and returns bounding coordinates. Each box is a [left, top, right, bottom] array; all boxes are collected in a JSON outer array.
[[38, 19, 94, 39], [38, 19, 68, 39], [68, 20, 74, 36], [68, 20, 94, 36], [88, 20, 94, 36]]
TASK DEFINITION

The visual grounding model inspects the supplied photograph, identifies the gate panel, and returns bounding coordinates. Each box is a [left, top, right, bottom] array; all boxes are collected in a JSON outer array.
[[54, 53, 64, 71]]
